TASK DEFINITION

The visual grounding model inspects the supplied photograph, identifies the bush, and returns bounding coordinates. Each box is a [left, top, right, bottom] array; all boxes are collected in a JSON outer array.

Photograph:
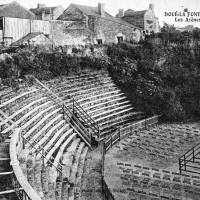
[[107, 42, 200, 121]]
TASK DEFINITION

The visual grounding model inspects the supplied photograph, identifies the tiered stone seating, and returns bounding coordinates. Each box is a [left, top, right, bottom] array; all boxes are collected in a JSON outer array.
[[0, 82, 89, 200], [0, 70, 145, 199], [45, 71, 144, 139], [105, 124, 200, 200], [116, 162, 200, 199]]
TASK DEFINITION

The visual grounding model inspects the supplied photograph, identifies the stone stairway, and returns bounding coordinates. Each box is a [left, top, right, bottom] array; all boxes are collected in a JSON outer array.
[[45, 70, 144, 139], [79, 147, 103, 200]]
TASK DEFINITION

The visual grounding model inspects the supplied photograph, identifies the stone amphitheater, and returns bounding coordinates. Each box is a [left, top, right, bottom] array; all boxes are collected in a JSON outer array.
[[0, 69, 200, 200]]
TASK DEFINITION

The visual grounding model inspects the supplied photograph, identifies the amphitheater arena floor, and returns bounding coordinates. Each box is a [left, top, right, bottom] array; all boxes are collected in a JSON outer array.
[[104, 122, 200, 200]]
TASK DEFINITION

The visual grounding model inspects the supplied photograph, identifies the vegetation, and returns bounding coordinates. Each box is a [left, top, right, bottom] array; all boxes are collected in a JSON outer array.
[[1, 27, 200, 121], [107, 42, 200, 121]]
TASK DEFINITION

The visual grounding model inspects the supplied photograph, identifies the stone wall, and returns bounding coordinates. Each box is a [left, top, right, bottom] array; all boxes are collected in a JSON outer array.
[[51, 20, 92, 46], [90, 16, 141, 44]]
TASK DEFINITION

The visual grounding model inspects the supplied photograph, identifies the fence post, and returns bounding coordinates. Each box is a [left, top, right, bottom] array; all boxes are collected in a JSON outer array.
[[22, 137, 25, 149], [73, 99, 75, 114], [42, 149, 45, 167], [193, 148, 195, 162], [118, 127, 120, 141], [145, 119, 147, 129], [62, 104, 65, 120], [184, 155, 186, 171], [179, 159, 182, 175]]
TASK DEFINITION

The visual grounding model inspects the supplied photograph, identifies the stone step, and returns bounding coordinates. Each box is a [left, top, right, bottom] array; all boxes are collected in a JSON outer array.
[[1, 101, 53, 134], [92, 104, 132, 120], [0, 89, 38, 109], [57, 79, 113, 98], [25, 108, 61, 141], [88, 100, 131, 116], [61, 138, 81, 200], [81, 93, 124, 109], [74, 147, 89, 199], [8, 96, 47, 123], [26, 153, 36, 190], [34, 157, 44, 199], [45, 71, 109, 86], [95, 107, 135, 123], [41, 123, 70, 154], [84, 96, 128, 113], [73, 84, 118, 101], [53, 132, 77, 168], [44, 128, 74, 164], [33, 119, 65, 153], [53, 76, 112, 94], [77, 90, 121, 105]]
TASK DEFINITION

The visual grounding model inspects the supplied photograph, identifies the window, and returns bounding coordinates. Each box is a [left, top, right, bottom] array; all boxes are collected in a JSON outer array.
[[117, 36, 123, 43], [97, 39, 102, 45]]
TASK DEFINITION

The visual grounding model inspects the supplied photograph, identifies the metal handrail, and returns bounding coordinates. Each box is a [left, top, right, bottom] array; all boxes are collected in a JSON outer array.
[[25, 75, 92, 146], [73, 98, 99, 132], [179, 143, 200, 174], [179, 143, 200, 161]]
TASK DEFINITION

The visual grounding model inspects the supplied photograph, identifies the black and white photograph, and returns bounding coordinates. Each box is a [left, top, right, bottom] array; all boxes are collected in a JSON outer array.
[[0, 0, 200, 199]]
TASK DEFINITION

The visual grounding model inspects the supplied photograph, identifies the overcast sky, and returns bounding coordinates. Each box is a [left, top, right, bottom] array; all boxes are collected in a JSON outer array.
[[1, 0, 200, 27]]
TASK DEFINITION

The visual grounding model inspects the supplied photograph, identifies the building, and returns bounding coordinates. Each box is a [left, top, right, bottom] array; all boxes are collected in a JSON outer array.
[[116, 4, 160, 33], [12, 32, 51, 46], [0, 17, 52, 46], [58, 3, 142, 45], [30, 4, 64, 20], [0, 1, 35, 19], [0, 1, 36, 46], [1, 2, 143, 47]]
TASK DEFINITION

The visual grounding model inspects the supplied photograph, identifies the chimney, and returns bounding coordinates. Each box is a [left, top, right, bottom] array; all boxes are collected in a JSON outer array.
[[117, 9, 124, 18], [149, 3, 154, 11], [98, 3, 105, 17]]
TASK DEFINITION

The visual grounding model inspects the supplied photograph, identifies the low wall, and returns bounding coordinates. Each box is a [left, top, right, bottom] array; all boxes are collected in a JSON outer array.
[[9, 128, 41, 200]]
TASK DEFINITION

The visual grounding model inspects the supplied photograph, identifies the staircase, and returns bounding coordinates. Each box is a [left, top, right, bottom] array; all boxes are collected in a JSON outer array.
[[44, 71, 144, 140], [0, 70, 145, 200]]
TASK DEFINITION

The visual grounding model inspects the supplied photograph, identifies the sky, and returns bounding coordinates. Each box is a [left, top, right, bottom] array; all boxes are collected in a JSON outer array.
[[1, 0, 200, 27]]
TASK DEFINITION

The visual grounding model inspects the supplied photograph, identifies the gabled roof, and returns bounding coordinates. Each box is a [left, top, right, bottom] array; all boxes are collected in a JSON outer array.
[[12, 32, 47, 45], [60, 3, 141, 30], [0, 1, 35, 19], [30, 6, 58, 15]]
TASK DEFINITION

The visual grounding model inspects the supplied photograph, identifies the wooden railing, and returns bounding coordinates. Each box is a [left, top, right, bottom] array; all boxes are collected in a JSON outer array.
[[179, 142, 200, 175], [101, 115, 159, 200], [25, 75, 93, 147], [104, 127, 120, 152]]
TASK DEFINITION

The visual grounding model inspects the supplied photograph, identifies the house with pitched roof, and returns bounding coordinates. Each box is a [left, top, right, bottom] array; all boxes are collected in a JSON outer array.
[[57, 3, 142, 45], [30, 3, 64, 20], [116, 4, 160, 33], [0, 1, 35, 19]]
